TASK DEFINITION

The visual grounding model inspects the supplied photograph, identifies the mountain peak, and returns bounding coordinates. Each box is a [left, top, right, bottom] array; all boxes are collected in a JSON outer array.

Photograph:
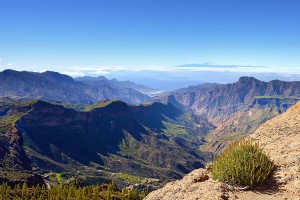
[[3, 69, 16, 73], [41, 71, 75, 83], [238, 76, 259, 82], [2, 69, 30, 75], [96, 76, 108, 80], [84, 100, 128, 111]]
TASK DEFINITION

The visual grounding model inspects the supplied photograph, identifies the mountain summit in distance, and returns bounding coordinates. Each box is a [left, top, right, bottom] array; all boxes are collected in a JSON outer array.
[[75, 75, 162, 97], [0, 69, 154, 104]]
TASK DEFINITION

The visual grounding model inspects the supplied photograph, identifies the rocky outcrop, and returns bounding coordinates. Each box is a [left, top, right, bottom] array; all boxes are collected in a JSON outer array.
[[145, 102, 300, 199], [0, 122, 45, 186], [145, 169, 225, 200], [250, 102, 300, 196], [0, 123, 31, 171], [0, 168, 45, 187]]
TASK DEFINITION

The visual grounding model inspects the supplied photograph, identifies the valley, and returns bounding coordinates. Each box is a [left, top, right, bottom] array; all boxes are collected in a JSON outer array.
[[157, 77, 300, 152], [0, 71, 299, 197], [0, 97, 213, 188]]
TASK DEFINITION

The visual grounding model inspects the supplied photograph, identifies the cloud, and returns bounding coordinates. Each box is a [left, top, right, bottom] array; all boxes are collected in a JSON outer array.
[[62, 71, 87, 77], [54, 65, 174, 77], [1, 62, 300, 78], [55, 65, 300, 77], [175, 66, 300, 75]]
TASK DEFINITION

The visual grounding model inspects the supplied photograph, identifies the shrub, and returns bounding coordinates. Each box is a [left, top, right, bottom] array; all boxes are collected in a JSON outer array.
[[212, 138, 274, 187]]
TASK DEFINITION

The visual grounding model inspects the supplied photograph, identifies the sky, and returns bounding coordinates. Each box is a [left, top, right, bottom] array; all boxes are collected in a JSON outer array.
[[0, 0, 300, 89]]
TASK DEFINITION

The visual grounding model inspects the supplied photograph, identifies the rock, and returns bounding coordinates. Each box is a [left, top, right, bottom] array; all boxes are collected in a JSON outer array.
[[192, 173, 209, 183], [220, 193, 229, 200], [0, 168, 45, 187]]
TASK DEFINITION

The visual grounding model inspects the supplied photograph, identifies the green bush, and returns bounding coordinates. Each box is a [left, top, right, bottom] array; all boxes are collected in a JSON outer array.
[[212, 138, 274, 187]]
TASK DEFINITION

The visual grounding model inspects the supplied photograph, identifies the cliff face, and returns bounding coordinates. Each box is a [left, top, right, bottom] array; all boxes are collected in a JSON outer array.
[[160, 77, 300, 120], [159, 77, 300, 123], [0, 123, 31, 170], [145, 102, 300, 200], [0, 122, 45, 186], [250, 102, 300, 196], [157, 77, 300, 153]]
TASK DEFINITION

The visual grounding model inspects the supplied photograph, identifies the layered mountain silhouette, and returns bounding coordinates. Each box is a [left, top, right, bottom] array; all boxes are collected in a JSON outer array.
[[0, 70, 152, 104]]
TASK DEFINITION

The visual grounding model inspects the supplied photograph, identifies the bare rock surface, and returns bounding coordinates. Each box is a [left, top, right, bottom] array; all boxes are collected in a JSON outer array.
[[145, 102, 300, 200], [250, 101, 300, 197]]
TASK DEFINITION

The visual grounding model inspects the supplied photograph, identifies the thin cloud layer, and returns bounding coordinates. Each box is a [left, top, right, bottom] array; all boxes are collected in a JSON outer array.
[[59, 65, 300, 77]]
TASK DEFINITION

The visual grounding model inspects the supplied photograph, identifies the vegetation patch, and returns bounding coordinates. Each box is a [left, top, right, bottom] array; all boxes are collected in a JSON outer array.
[[116, 173, 148, 184], [19, 99, 40, 106], [55, 173, 65, 184], [212, 138, 274, 187], [118, 139, 139, 155], [0, 181, 148, 200], [162, 121, 188, 136], [84, 100, 121, 111], [1, 113, 24, 124]]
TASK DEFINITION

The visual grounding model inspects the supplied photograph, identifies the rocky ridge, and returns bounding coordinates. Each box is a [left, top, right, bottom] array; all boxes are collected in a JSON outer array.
[[145, 101, 300, 200]]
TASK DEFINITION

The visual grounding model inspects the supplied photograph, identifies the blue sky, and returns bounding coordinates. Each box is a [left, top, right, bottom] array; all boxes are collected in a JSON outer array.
[[0, 0, 300, 88]]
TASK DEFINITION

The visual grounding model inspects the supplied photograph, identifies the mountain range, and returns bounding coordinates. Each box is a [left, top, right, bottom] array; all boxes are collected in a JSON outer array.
[[0, 70, 300, 190], [0, 98, 214, 186], [157, 76, 300, 152], [75, 76, 161, 97], [0, 69, 154, 104]]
